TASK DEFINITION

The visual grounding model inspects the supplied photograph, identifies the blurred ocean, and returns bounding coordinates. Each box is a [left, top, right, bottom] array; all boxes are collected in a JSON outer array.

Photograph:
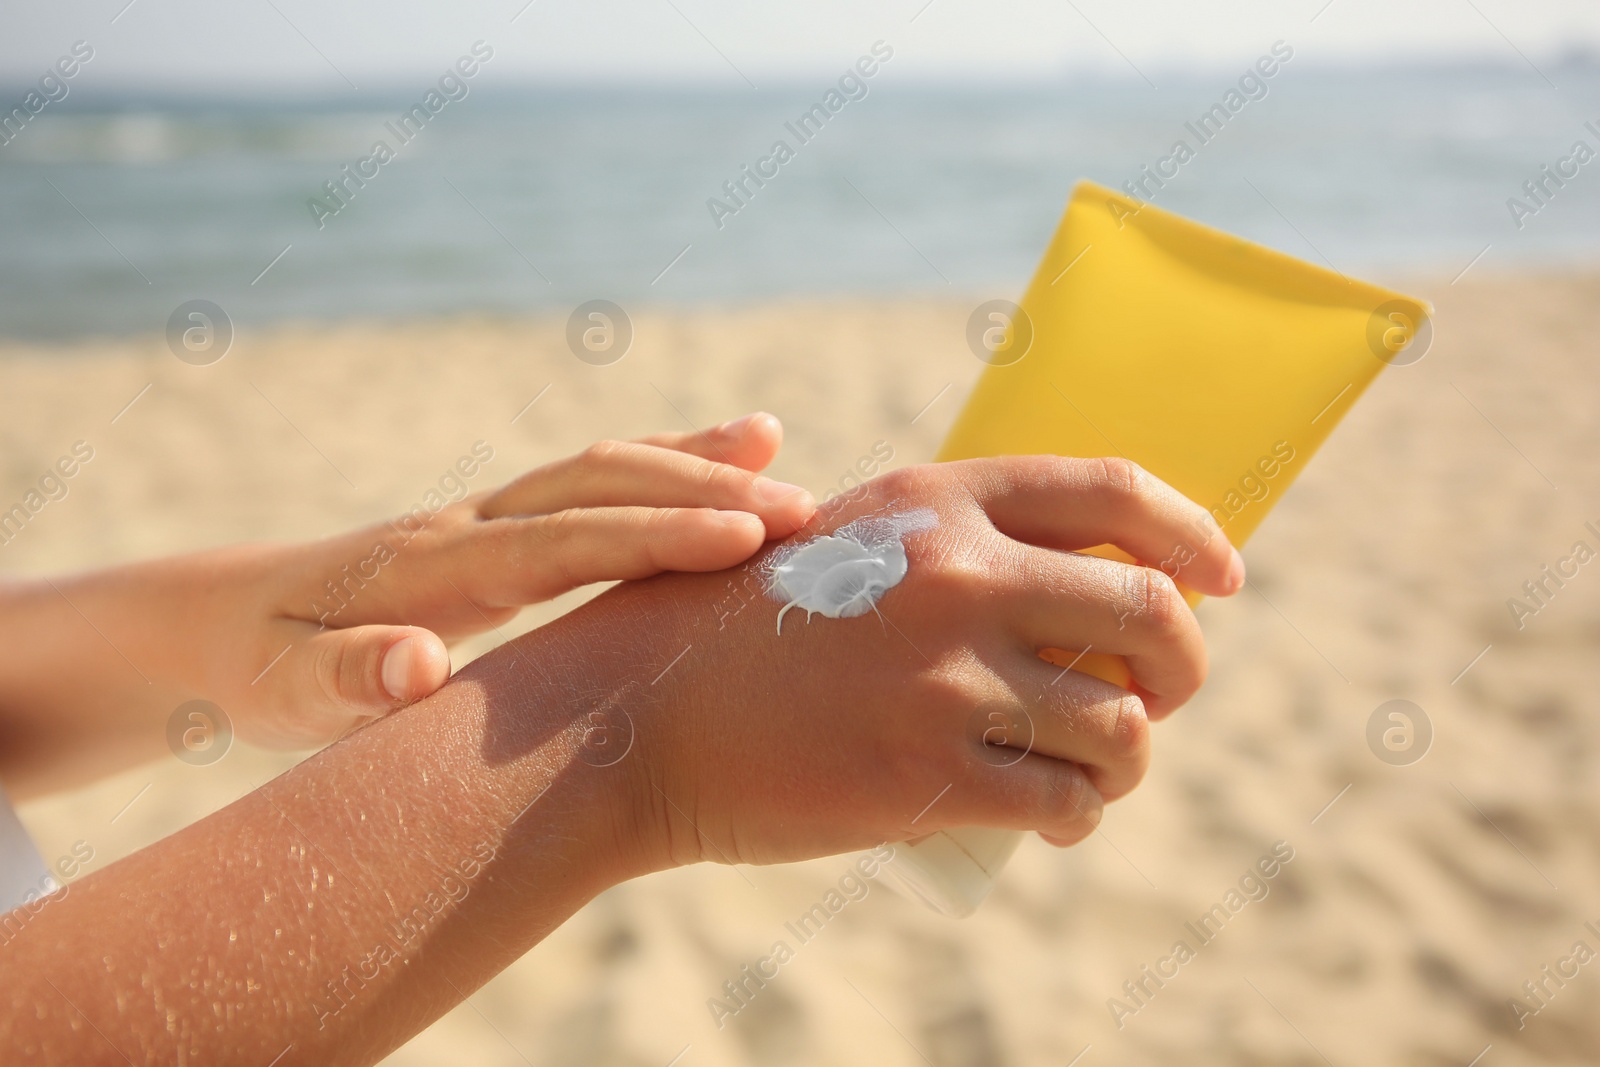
[[1, 61, 1598, 340]]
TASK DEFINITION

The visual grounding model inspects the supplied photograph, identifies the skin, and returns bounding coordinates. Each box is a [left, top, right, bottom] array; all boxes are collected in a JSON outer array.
[[0, 441, 1243, 1065], [0, 412, 813, 798]]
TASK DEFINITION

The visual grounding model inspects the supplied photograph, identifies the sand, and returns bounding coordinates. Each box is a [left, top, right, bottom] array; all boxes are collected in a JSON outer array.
[[4, 274, 1599, 1065]]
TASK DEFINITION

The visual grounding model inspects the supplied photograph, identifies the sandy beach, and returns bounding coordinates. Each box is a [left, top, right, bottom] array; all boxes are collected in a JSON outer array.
[[5, 272, 1599, 1065]]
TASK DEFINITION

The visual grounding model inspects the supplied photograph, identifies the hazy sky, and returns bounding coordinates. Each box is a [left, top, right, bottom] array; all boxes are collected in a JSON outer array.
[[5, 0, 1600, 92]]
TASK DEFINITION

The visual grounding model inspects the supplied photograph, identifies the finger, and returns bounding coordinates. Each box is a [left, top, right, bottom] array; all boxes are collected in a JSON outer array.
[[374, 630, 454, 704], [996, 544, 1207, 719], [981, 652, 1151, 802], [478, 440, 813, 537], [631, 411, 783, 472], [959, 455, 1245, 598], [926, 751, 1104, 847], [272, 625, 452, 738], [465, 507, 769, 605]]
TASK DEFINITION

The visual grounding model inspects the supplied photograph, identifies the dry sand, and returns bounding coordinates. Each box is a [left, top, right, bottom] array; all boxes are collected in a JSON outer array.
[[4, 274, 1599, 1065]]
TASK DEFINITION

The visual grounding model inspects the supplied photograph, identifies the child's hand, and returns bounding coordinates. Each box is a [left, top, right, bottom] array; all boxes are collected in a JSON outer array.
[[227, 412, 814, 748]]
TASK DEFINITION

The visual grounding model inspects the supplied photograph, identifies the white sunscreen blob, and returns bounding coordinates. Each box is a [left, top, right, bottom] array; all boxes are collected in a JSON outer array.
[[765, 508, 938, 634]]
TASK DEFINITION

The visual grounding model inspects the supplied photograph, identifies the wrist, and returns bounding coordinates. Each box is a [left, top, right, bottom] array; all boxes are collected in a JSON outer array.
[[486, 576, 720, 884], [451, 612, 676, 894]]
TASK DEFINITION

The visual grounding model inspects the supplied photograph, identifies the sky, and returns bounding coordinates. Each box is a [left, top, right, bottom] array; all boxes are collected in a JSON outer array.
[[3, 0, 1600, 95]]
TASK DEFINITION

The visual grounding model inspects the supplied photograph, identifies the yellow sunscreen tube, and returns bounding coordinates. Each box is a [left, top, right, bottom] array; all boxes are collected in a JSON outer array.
[[878, 180, 1431, 917]]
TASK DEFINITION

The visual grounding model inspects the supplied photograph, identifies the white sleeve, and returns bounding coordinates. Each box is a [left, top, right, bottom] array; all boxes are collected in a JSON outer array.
[[0, 783, 56, 914]]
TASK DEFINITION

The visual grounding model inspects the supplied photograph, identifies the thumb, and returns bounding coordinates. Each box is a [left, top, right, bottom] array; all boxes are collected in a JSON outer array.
[[306, 625, 453, 718]]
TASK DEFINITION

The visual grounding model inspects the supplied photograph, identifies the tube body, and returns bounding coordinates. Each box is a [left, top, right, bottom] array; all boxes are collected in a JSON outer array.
[[880, 180, 1431, 917]]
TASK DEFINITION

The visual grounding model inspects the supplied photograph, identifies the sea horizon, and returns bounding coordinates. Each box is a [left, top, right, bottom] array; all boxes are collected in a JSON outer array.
[[3, 60, 1598, 342]]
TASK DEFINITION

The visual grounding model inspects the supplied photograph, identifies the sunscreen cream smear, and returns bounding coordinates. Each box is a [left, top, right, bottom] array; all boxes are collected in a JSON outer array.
[[766, 509, 937, 634]]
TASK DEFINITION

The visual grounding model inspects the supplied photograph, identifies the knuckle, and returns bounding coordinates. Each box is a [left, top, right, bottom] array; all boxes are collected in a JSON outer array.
[[638, 508, 678, 561], [1126, 566, 1183, 631], [530, 511, 583, 588], [580, 439, 630, 466], [534, 507, 579, 546], [1095, 455, 1147, 502], [313, 639, 362, 710], [996, 454, 1072, 498], [1036, 453, 1088, 484], [702, 461, 747, 498], [942, 523, 1012, 583], [1107, 691, 1150, 764], [872, 463, 927, 499], [917, 667, 992, 737], [1039, 762, 1097, 832], [926, 551, 992, 602]]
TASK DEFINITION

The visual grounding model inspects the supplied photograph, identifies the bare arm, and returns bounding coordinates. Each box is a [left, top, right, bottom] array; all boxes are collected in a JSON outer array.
[[1, 608, 649, 1066], [0, 415, 812, 799], [0, 457, 1243, 1065]]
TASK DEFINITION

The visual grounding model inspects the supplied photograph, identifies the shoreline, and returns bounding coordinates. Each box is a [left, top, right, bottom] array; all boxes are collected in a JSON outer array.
[[2, 266, 1595, 352]]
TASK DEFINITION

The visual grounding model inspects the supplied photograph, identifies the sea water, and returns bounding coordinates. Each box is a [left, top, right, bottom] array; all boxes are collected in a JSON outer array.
[[1, 61, 1598, 340]]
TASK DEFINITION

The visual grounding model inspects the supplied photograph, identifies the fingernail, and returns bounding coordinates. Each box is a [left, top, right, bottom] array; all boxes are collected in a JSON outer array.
[[716, 412, 759, 436], [754, 477, 808, 505], [381, 637, 413, 701], [1227, 547, 1247, 593]]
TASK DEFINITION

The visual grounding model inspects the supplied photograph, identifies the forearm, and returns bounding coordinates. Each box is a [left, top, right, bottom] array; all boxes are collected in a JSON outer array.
[[0, 549, 270, 796], [0, 414, 815, 797], [0, 610, 653, 1066], [0, 574, 169, 795]]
